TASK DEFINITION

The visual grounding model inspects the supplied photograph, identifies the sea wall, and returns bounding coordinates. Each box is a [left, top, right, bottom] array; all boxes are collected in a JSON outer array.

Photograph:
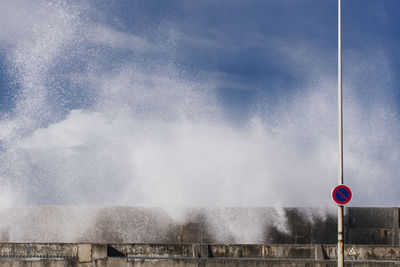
[[1, 243, 400, 266]]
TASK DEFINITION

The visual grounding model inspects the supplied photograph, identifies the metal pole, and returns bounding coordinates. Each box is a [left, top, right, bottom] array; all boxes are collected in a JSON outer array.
[[338, 0, 344, 266]]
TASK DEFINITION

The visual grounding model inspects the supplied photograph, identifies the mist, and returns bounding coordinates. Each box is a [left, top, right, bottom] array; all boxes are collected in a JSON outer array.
[[0, 0, 399, 242]]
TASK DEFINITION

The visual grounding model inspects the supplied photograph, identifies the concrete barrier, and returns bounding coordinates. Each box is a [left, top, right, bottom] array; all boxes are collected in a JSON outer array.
[[2, 257, 400, 266], [2, 243, 400, 266]]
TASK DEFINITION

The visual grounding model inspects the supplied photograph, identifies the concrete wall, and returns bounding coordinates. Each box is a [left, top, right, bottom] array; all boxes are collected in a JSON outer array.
[[347, 208, 400, 245], [3, 258, 400, 267], [2, 243, 400, 262]]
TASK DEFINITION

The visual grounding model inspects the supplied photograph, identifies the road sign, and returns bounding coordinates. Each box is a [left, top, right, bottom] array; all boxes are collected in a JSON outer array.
[[348, 246, 358, 256], [332, 185, 352, 205]]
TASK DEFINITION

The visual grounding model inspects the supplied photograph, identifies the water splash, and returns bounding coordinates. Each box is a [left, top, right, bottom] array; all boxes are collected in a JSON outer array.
[[0, 0, 399, 242]]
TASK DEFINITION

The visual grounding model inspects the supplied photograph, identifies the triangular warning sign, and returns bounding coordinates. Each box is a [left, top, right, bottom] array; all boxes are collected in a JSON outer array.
[[348, 246, 357, 256]]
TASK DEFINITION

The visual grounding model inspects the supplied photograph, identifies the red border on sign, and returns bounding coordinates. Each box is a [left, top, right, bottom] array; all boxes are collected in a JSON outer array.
[[331, 184, 352, 205]]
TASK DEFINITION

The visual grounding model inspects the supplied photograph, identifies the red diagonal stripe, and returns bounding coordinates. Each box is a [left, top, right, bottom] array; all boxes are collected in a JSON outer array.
[[337, 189, 348, 201]]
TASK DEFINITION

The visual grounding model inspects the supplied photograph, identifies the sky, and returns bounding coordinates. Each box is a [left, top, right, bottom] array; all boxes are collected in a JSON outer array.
[[0, 0, 400, 209], [89, 0, 400, 114]]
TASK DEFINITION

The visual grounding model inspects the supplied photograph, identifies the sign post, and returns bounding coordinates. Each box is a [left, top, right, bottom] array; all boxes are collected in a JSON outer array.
[[332, 184, 352, 266], [337, 0, 344, 266]]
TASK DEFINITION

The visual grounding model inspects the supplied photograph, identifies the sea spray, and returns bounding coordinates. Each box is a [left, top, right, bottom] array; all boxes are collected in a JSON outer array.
[[0, 0, 399, 243]]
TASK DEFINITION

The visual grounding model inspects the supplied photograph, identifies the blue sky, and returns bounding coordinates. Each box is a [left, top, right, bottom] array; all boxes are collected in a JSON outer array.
[[89, 0, 400, 114], [0, 0, 400, 207], [1, 0, 400, 117]]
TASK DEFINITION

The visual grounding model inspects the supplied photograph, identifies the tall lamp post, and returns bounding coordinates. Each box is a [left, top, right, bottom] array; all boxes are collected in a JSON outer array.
[[337, 0, 344, 266]]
